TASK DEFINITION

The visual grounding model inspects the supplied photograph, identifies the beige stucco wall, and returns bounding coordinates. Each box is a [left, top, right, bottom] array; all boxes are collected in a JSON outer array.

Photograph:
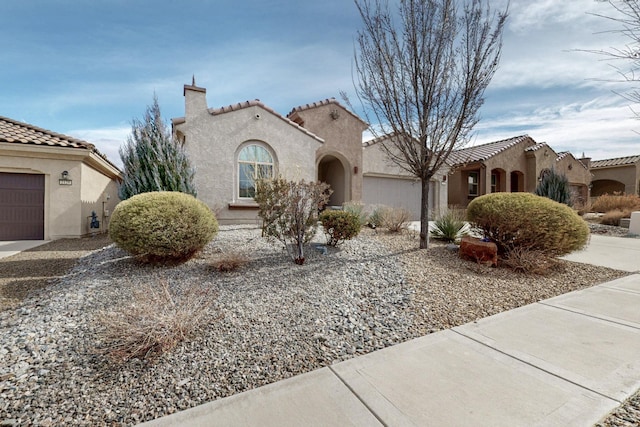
[[0, 145, 120, 239], [80, 163, 120, 234], [175, 88, 323, 224], [289, 103, 367, 202], [591, 164, 639, 196]]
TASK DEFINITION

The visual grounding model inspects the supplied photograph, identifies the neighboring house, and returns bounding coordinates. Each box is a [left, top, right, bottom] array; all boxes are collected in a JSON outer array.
[[590, 155, 640, 197], [0, 116, 121, 240], [172, 81, 448, 223], [362, 134, 449, 219], [447, 135, 591, 207]]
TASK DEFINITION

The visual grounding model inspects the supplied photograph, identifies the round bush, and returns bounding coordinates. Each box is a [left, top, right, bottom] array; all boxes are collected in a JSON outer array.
[[319, 210, 362, 246], [109, 191, 218, 262], [467, 192, 589, 256]]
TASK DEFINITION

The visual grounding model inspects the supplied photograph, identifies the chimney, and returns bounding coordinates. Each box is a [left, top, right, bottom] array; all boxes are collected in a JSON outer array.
[[578, 153, 591, 169], [183, 75, 208, 120]]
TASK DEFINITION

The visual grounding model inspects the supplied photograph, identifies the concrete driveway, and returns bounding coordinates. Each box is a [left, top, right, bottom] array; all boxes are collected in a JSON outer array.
[[0, 240, 49, 260], [561, 234, 640, 273]]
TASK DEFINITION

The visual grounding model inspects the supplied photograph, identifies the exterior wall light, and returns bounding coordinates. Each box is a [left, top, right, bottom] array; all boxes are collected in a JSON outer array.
[[59, 171, 72, 186]]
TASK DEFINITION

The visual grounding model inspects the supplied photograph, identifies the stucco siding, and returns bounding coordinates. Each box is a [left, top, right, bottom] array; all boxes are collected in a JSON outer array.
[[177, 104, 322, 224], [591, 164, 639, 196]]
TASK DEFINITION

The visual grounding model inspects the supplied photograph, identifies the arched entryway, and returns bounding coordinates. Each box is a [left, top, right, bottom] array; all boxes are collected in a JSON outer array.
[[318, 154, 349, 207], [591, 179, 625, 197]]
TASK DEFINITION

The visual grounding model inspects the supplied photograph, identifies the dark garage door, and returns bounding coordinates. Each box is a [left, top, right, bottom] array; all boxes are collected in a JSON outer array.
[[0, 172, 45, 240]]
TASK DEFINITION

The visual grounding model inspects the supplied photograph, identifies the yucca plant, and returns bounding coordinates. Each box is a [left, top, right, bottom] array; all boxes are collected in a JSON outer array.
[[430, 209, 469, 243]]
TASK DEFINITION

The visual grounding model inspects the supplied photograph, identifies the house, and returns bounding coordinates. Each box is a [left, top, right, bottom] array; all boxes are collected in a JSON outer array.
[[447, 135, 591, 207], [0, 116, 121, 240], [590, 155, 640, 197], [362, 134, 448, 219], [172, 81, 448, 223]]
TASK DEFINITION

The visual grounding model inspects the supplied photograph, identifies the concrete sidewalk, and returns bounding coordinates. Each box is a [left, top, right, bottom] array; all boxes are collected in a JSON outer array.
[[140, 274, 640, 427], [0, 240, 49, 260]]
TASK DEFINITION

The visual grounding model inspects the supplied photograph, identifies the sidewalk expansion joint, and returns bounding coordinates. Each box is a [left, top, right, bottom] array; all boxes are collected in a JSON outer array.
[[450, 328, 622, 404], [328, 365, 389, 427], [537, 301, 640, 330]]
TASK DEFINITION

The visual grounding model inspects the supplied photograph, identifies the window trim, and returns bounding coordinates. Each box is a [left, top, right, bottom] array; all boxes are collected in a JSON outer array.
[[236, 143, 275, 200], [468, 171, 479, 197]]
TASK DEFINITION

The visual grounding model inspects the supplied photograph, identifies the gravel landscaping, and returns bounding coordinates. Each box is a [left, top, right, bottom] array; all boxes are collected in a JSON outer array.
[[0, 226, 635, 425]]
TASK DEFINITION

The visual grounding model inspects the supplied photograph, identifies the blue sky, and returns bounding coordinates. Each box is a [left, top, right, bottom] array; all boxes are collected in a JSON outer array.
[[1, 0, 639, 168]]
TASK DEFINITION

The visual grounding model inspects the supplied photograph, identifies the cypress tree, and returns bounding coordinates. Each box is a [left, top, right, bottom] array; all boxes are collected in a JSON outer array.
[[119, 95, 197, 200]]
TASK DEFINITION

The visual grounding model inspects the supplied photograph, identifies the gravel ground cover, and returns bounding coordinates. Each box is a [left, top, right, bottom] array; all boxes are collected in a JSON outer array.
[[0, 226, 635, 425]]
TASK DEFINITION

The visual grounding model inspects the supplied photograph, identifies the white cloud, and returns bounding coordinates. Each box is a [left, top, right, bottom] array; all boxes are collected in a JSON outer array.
[[67, 127, 129, 169], [474, 94, 640, 160]]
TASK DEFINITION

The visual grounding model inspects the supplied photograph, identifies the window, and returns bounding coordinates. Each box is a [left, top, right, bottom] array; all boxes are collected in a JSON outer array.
[[468, 171, 479, 197], [238, 145, 274, 198], [491, 173, 497, 193]]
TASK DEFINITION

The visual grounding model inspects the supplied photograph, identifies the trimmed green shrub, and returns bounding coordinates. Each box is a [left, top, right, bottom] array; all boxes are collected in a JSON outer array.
[[535, 168, 571, 206], [109, 191, 218, 262], [430, 209, 469, 243], [467, 193, 589, 256], [320, 210, 362, 246]]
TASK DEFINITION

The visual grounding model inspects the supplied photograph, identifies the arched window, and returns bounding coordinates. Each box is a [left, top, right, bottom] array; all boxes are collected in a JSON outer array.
[[238, 144, 274, 198]]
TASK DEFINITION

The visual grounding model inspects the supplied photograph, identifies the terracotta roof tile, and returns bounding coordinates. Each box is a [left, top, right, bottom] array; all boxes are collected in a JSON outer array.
[[448, 135, 533, 166], [0, 116, 95, 150], [591, 155, 640, 168], [524, 142, 548, 152]]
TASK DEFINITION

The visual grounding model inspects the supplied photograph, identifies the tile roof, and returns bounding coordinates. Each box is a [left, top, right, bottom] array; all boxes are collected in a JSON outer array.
[[591, 155, 640, 168], [556, 151, 589, 169], [173, 100, 325, 143], [287, 98, 368, 126], [0, 115, 95, 150], [524, 142, 548, 152], [447, 135, 532, 166]]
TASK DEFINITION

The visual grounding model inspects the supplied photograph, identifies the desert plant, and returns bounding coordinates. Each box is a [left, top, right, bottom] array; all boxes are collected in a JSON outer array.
[[600, 209, 631, 226], [381, 207, 411, 232], [319, 210, 362, 246], [367, 205, 386, 228], [210, 252, 250, 272], [430, 209, 469, 243], [254, 178, 331, 265], [94, 281, 216, 363], [535, 168, 572, 206], [467, 193, 589, 256], [501, 246, 557, 275], [591, 193, 640, 213], [342, 201, 369, 226], [119, 96, 197, 200], [109, 191, 218, 262]]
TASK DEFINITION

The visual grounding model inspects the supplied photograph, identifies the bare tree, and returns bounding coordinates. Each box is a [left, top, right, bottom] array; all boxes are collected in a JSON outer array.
[[346, 0, 507, 249], [586, 0, 640, 112]]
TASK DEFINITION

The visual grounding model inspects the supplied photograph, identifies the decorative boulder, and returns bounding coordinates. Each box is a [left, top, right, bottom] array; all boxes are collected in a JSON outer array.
[[459, 236, 498, 267]]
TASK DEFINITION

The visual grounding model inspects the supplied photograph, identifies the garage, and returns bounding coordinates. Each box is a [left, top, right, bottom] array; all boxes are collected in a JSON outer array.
[[0, 172, 45, 240], [362, 175, 434, 220]]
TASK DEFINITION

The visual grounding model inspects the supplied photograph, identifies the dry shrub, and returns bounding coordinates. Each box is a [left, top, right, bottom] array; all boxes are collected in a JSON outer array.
[[591, 193, 640, 213], [382, 207, 411, 232], [501, 247, 558, 275], [95, 281, 217, 363], [211, 252, 250, 272], [600, 209, 631, 226]]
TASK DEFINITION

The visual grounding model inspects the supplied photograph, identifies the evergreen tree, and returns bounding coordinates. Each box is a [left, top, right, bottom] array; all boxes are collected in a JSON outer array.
[[535, 168, 572, 206], [119, 95, 197, 200]]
